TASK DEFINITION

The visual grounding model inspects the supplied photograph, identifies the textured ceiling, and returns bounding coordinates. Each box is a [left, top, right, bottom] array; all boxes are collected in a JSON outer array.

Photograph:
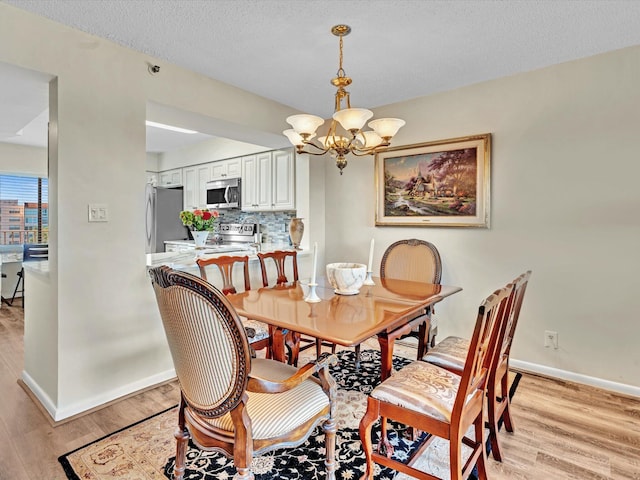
[[3, 0, 640, 151]]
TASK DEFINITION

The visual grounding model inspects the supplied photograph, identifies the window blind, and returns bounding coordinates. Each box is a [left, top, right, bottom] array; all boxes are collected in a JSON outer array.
[[0, 174, 48, 245]]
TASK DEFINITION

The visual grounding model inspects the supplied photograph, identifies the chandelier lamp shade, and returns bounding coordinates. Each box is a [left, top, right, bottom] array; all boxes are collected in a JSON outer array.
[[283, 25, 405, 174]]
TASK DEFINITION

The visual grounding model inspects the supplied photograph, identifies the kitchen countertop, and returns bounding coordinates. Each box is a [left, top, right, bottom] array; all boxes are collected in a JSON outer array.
[[146, 243, 311, 270]]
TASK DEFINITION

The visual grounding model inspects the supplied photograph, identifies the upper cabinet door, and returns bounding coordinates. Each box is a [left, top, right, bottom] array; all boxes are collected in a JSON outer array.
[[271, 150, 295, 210], [211, 158, 242, 180], [241, 149, 295, 212], [158, 168, 182, 187], [241, 154, 258, 211], [226, 158, 241, 178], [256, 152, 273, 209], [182, 164, 211, 210]]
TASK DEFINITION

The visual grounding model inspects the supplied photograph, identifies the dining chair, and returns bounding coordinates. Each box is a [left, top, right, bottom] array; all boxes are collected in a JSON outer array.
[[149, 265, 338, 480], [257, 250, 331, 365], [196, 255, 270, 355], [422, 270, 532, 461], [377, 238, 442, 358], [358, 285, 511, 480]]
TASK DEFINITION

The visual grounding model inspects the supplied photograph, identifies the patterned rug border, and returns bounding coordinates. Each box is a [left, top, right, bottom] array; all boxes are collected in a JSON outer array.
[[58, 350, 522, 480], [58, 403, 178, 480]]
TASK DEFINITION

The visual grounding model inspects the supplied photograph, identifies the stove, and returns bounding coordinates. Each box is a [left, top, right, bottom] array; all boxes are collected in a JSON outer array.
[[211, 222, 260, 246]]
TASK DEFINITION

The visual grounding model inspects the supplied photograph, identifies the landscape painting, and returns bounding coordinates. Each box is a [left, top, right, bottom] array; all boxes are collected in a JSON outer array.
[[375, 134, 491, 227]]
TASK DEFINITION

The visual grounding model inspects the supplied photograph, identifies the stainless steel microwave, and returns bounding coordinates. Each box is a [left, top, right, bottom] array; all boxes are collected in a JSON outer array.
[[206, 177, 241, 209]]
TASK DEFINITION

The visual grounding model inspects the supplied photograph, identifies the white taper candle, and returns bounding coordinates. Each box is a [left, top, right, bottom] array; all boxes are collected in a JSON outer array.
[[367, 238, 375, 272], [311, 242, 318, 284]]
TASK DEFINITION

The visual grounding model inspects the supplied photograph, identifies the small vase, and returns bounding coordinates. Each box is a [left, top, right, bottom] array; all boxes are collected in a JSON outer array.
[[289, 218, 304, 250], [192, 231, 209, 249]]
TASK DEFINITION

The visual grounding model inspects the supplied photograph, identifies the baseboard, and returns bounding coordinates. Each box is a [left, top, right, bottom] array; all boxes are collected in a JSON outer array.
[[21, 368, 177, 423], [21, 370, 58, 421], [510, 359, 640, 399]]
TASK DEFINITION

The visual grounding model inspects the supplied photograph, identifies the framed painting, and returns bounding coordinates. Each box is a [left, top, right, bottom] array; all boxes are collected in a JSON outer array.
[[375, 133, 491, 227]]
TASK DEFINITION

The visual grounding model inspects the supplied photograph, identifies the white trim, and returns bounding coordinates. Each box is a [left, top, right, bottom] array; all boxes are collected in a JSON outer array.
[[21, 370, 58, 420], [22, 368, 177, 422], [510, 359, 640, 399]]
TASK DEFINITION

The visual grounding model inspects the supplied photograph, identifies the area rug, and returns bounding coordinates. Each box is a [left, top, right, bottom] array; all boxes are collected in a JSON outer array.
[[59, 350, 521, 480]]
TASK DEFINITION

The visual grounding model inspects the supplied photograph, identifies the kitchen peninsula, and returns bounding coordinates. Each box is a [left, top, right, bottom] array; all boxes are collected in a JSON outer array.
[[147, 243, 312, 290]]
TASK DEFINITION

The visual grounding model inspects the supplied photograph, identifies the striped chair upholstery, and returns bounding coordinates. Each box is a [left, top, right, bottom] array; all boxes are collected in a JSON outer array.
[[196, 255, 270, 352], [150, 266, 337, 480]]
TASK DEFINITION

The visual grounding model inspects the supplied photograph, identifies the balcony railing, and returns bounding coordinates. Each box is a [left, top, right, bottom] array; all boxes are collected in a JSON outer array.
[[0, 229, 49, 245]]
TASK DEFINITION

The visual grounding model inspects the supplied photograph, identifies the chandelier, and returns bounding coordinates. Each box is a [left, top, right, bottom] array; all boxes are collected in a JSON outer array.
[[283, 25, 405, 174]]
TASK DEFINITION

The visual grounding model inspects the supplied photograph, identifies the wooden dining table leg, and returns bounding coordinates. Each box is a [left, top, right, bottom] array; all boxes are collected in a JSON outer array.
[[270, 326, 288, 363], [377, 334, 394, 382], [376, 334, 396, 456]]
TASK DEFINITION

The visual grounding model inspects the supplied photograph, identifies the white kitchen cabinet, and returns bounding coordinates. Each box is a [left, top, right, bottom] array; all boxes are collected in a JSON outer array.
[[210, 158, 241, 180], [158, 168, 183, 187], [145, 171, 158, 186], [271, 149, 295, 210], [182, 164, 211, 210], [241, 149, 295, 211]]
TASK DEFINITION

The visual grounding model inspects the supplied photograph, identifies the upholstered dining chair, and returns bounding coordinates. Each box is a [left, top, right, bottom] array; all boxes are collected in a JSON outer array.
[[378, 238, 442, 358], [149, 266, 338, 480], [358, 285, 511, 480], [196, 255, 270, 355], [257, 250, 331, 365], [422, 270, 532, 461]]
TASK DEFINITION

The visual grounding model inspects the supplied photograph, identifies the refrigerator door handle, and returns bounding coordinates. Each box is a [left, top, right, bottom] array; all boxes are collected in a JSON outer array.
[[145, 185, 155, 252]]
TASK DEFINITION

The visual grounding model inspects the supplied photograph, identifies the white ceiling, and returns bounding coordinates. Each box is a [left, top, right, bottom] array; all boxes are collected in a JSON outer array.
[[2, 0, 640, 152]]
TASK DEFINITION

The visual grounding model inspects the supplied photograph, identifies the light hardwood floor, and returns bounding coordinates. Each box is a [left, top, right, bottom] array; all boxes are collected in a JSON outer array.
[[1, 301, 639, 479]]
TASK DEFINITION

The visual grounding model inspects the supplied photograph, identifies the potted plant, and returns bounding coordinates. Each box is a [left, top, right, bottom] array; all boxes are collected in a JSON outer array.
[[179, 209, 219, 248]]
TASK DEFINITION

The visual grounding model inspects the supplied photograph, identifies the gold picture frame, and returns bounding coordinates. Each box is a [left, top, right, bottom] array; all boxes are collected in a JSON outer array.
[[375, 133, 491, 227]]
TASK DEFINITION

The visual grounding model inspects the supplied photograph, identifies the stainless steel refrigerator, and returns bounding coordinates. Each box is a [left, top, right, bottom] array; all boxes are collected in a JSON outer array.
[[145, 184, 187, 253]]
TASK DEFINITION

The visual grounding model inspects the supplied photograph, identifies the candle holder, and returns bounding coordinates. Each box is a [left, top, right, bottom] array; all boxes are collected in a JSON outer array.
[[363, 271, 375, 286], [304, 283, 321, 303]]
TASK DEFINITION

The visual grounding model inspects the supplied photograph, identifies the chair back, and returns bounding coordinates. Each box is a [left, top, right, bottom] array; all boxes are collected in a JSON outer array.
[[455, 286, 511, 412], [197, 255, 250, 295], [494, 271, 532, 366], [149, 266, 252, 417], [257, 250, 299, 287], [380, 239, 441, 284]]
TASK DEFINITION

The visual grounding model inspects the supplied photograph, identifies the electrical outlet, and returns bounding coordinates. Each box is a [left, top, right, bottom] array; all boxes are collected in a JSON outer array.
[[544, 330, 558, 349]]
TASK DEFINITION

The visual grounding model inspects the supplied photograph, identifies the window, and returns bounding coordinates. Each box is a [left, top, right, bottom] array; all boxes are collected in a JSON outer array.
[[0, 175, 48, 245]]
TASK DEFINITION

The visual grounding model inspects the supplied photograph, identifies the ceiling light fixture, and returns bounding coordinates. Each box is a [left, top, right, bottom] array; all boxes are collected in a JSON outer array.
[[145, 121, 198, 134], [283, 25, 405, 174]]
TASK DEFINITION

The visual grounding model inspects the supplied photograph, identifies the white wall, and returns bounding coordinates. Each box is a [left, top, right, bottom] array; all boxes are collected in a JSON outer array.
[[0, 4, 305, 420], [324, 45, 640, 391], [0, 143, 47, 176], [157, 137, 271, 171]]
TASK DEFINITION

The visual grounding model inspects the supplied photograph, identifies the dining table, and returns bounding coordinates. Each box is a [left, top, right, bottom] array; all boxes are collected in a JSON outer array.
[[226, 276, 462, 381]]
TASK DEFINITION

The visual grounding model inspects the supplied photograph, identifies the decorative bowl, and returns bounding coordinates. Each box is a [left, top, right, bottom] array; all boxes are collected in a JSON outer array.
[[326, 263, 367, 295]]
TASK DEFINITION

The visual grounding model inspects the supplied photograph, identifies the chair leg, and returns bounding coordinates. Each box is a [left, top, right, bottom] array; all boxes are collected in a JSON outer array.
[[323, 417, 337, 480], [474, 411, 489, 480], [358, 397, 378, 480], [354, 344, 361, 369], [449, 427, 464, 480], [315, 338, 322, 358], [500, 369, 515, 432], [487, 375, 503, 462], [174, 402, 189, 480]]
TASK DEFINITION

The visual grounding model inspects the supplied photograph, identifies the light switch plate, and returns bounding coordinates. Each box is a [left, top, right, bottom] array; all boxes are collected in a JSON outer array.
[[88, 203, 109, 222]]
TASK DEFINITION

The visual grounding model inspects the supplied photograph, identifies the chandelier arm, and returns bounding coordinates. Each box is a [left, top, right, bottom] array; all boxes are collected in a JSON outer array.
[[300, 140, 331, 154], [297, 148, 332, 157]]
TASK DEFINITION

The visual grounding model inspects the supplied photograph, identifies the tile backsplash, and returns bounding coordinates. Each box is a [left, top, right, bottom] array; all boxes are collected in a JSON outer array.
[[217, 210, 297, 245]]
